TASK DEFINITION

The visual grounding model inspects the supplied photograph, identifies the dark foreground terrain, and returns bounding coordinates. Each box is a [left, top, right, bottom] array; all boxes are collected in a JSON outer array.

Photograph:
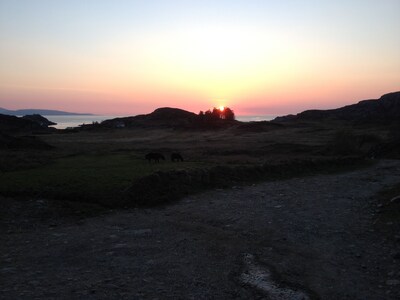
[[1, 92, 400, 299], [1, 160, 400, 299]]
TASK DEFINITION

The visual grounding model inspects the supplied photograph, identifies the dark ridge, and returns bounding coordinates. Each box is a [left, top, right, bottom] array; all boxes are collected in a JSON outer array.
[[98, 107, 239, 130], [0, 114, 41, 133], [147, 107, 198, 119], [22, 114, 57, 127], [274, 91, 400, 123], [0, 114, 56, 134]]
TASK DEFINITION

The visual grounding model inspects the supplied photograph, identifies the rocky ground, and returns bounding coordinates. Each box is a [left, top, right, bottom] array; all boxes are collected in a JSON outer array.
[[1, 160, 400, 299]]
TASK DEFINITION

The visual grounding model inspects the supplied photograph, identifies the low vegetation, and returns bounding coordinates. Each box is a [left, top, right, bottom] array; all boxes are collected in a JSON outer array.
[[0, 144, 369, 208], [0, 153, 206, 206]]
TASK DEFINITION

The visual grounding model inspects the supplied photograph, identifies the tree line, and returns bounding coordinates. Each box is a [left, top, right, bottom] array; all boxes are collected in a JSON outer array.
[[198, 107, 235, 121]]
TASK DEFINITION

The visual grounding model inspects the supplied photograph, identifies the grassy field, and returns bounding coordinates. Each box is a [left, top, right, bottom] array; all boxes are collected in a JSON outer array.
[[0, 153, 206, 204], [0, 121, 393, 206]]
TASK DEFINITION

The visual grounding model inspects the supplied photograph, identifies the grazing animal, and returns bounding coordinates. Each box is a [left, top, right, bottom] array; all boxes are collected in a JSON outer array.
[[171, 152, 184, 162], [145, 152, 165, 163]]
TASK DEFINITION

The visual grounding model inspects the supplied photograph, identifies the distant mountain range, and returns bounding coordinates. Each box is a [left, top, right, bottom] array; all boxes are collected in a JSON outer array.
[[0, 107, 93, 116]]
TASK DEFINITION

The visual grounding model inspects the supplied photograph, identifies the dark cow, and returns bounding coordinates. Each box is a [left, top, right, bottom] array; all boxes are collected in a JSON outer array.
[[145, 152, 165, 163], [171, 153, 184, 162]]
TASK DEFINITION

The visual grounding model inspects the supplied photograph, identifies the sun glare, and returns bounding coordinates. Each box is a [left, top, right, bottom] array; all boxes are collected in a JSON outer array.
[[219, 105, 225, 111]]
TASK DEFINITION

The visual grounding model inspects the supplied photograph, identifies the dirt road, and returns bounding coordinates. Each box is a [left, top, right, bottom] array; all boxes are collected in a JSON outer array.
[[1, 160, 400, 299]]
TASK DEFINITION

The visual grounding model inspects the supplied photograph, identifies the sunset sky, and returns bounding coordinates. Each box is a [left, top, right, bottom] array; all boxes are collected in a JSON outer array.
[[0, 0, 399, 115]]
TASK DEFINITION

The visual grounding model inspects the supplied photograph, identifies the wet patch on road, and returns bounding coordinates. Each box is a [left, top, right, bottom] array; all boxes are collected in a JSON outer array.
[[240, 253, 314, 300]]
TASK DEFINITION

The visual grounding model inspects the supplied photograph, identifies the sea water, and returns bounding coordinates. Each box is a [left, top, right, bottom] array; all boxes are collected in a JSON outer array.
[[236, 115, 277, 122], [44, 115, 124, 129], [44, 115, 277, 129]]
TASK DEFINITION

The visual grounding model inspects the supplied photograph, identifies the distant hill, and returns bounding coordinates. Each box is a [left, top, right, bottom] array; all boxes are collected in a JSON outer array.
[[274, 91, 400, 123], [99, 107, 239, 130], [0, 107, 93, 116]]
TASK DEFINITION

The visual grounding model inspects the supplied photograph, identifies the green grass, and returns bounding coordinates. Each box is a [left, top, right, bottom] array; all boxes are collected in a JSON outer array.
[[0, 153, 205, 205]]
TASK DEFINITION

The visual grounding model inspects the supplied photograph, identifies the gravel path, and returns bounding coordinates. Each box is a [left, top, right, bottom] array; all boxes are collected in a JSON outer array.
[[1, 160, 400, 299]]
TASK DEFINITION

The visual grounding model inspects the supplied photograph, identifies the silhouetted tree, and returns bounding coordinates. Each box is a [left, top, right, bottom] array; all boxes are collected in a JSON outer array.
[[203, 109, 215, 121], [200, 107, 235, 121], [198, 111, 205, 121], [212, 108, 221, 120], [223, 107, 235, 120]]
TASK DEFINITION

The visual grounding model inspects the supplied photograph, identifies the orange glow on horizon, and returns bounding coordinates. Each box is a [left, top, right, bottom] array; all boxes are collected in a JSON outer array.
[[0, 2, 399, 116]]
